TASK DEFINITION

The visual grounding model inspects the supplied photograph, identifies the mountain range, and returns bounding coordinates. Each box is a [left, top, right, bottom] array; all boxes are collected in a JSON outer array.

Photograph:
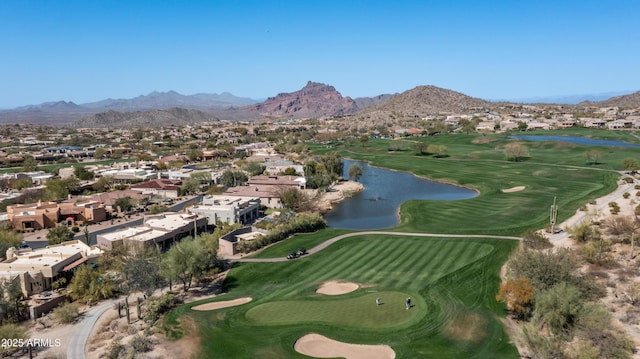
[[1, 83, 639, 126]]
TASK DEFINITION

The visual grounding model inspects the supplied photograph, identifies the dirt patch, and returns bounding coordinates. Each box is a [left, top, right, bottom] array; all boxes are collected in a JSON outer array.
[[441, 311, 488, 343], [294, 333, 395, 359], [316, 281, 359, 295], [191, 297, 252, 311], [502, 186, 525, 193], [313, 180, 364, 213]]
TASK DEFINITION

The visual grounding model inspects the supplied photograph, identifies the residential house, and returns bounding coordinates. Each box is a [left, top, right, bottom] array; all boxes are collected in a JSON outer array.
[[0, 240, 103, 297], [7, 201, 107, 230], [131, 179, 182, 198], [188, 195, 260, 225], [96, 212, 206, 252]]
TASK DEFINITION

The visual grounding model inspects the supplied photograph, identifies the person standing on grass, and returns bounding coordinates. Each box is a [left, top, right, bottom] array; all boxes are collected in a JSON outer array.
[[376, 297, 381, 306], [405, 297, 411, 310]]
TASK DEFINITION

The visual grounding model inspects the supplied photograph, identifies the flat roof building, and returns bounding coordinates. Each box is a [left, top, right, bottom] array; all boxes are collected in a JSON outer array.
[[0, 240, 103, 297], [188, 195, 260, 225], [96, 212, 206, 253]]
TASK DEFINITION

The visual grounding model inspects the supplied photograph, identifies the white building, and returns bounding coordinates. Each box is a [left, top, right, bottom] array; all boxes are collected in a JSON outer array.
[[188, 195, 260, 225]]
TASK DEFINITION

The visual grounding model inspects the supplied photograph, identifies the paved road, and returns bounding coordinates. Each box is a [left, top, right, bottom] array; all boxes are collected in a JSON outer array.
[[549, 178, 637, 243], [67, 300, 115, 359], [236, 231, 522, 263]]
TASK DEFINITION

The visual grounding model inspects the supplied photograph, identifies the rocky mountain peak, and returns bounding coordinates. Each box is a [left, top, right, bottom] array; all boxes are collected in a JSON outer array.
[[250, 81, 359, 119]]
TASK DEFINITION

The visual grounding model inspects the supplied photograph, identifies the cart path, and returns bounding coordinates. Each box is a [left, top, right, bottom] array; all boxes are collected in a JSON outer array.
[[67, 299, 115, 359], [235, 231, 521, 263]]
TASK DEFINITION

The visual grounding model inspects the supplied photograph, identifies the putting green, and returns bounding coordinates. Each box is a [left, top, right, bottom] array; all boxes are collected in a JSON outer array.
[[246, 291, 423, 329]]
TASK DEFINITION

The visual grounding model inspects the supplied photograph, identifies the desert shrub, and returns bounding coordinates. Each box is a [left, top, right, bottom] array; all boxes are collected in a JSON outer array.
[[53, 302, 79, 323], [508, 248, 580, 292], [533, 282, 583, 336], [146, 294, 183, 322], [522, 229, 552, 250], [102, 340, 125, 359], [567, 221, 601, 242], [609, 201, 620, 214], [623, 177, 635, 183], [130, 334, 153, 353], [623, 192, 631, 199], [580, 240, 613, 266], [0, 324, 28, 356]]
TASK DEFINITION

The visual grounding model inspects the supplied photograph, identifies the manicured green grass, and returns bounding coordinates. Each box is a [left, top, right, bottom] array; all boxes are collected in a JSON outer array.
[[249, 228, 351, 258], [169, 234, 518, 358], [246, 291, 420, 328], [174, 129, 639, 358]]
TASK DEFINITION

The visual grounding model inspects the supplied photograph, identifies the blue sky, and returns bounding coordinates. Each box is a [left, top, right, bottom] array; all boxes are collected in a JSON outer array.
[[1, 0, 638, 108]]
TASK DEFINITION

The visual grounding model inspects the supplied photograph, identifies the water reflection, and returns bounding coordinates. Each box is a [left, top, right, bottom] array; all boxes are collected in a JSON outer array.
[[324, 160, 477, 230]]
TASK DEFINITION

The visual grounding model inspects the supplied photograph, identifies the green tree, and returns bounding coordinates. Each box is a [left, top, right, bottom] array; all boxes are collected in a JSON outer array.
[[358, 135, 369, 147], [508, 248, 580, 291], [93, 147, 108, 159], [47, 225, 75, 245], [115, 197, 134, 212], [45, 179, 70, 200], [243, 161, 266, 176], [148, 204, 168, 214], [74, 166, 95, 180], [181, 177, 201, 195], [320, 152, 342, 178], [279, 187, 304, 211], [10, 178, 32, 190], [517, 121, 528, 131], [412, 141, 428, 155], [0, 279, 25, 323], [164, 238, 208, 292], [584, 150, 602, 165], [347, 164, 364, 182], [220, 170, 248, 187], [22, 154, 37, 172], [122, 249, 162, 297], [67, 264, 117, 303], [533, 282, 583, 336], [0, 230, 22, 260], [93, 175, 116, 192], [283, 167, 297, 176], [504, 142, 529, 162]]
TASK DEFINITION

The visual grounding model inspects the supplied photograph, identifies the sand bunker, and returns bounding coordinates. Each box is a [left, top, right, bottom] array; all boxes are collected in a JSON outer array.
[[295, 333, 395, 359], [502, 186, 525, 193], [316, 281, 359, 295], [191, 297, 252, 311]]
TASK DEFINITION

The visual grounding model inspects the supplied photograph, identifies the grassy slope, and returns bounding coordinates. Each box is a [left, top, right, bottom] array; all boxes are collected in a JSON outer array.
[[183, 235, 518, 358], [174, 130, 638, 358]]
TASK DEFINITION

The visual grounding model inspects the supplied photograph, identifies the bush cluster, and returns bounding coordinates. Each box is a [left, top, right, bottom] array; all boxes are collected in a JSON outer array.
[[236, 213, 326, 253], [146, 294, 183, 323]]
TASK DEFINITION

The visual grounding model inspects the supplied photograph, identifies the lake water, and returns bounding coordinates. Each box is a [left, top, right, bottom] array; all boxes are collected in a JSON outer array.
[[509, 135, 640, 148], [324, 160, 477, 230]]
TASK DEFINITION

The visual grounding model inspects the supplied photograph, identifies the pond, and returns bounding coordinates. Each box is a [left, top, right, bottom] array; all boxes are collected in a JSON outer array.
[[324, 160, 477, 230], [509, 135, 640, 148]]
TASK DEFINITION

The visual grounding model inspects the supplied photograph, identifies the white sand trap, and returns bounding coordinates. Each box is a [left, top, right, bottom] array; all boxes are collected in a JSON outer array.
[[191, 297, 252, 311], [502, 185, 525, 193], [316, 280, 359, 295], [295, 333, 395, 359]]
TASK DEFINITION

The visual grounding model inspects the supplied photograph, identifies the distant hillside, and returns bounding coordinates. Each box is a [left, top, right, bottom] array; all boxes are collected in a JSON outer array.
[[354, 94, 394, 109], [583, 90, 640, 108], [82, 90, 258, 111], [76, 108, 219, 128], [248, 81, 359, 119], [357, 85, 490, 118]]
